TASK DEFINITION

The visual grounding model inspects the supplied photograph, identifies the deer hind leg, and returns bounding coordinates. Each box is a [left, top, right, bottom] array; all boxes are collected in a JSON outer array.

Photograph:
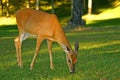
[[30, 36, 44, 70], [47, 40, 54, 69], [14, 33, 29, 67]]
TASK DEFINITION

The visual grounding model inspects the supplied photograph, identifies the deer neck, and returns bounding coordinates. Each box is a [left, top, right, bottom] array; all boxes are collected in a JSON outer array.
[[55, 29, 72, 51], [50, 14, 72, 51]]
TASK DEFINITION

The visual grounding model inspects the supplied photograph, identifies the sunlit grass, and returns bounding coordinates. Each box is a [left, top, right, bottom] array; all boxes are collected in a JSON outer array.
[[83, 6, 120, 25], [81, 40, 120, 50], [98, 6, 120, 19], [0, 17, 16, 25], [1, 6, 120, 27]]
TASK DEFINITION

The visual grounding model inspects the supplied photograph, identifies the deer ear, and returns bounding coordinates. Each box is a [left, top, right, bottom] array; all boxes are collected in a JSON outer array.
[[74, 42, 79, 52], [61, 44, 70, 53]]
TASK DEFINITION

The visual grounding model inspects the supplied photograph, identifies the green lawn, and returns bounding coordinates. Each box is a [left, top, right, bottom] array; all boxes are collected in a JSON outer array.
[[0, 24, 120, 80], [0, 2, 120, 80]]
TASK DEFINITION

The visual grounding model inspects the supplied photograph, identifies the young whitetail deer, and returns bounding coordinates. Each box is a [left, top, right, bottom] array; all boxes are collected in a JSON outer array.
[[14, 8, 79, 73]]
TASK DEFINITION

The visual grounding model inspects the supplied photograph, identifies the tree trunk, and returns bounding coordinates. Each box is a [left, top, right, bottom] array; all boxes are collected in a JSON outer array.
[[36, 0, 39, 10], [69, 0, 85, 27], [6, 0, 9, 17], [88, 0, 92, 15], [26, 0, 30, 8], [51, 0, 54, 13], [0, 0, 3, 16]]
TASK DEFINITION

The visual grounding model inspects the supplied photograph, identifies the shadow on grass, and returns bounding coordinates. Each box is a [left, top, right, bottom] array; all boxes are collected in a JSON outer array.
[[0, 25, 18, 37], [0, 25, 17, 31], [87, 18, 120, 27]]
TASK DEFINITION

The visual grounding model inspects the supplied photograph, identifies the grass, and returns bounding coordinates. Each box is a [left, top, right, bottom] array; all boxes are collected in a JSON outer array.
[[0, 24, 120, 80], [83, 5, 120, 27], [0, 5, 120, 80]]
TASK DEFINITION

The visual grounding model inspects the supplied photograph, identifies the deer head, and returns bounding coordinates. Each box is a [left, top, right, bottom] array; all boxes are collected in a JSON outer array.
[[62, 42, 79, 73]]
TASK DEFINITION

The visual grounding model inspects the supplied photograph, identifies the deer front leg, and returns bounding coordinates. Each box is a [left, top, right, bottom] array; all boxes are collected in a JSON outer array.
[[47, 40, 54, 69], [30, 36, 44, 70], [14, 36, 23, 67]]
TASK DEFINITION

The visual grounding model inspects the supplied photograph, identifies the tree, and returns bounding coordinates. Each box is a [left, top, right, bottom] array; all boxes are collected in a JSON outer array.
[[6, 0, 9, 17], [69, 0, 85, 27], [88, 0, 92, 15], [51, 0, 54, 13], [0, 0, 3, 16], [26, 0, 30, 8], [36, 0, 39, 10]]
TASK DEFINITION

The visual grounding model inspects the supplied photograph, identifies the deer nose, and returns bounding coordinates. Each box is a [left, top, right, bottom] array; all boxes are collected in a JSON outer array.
[[70, 71, 74, 74], [70, 64, 75, 74]]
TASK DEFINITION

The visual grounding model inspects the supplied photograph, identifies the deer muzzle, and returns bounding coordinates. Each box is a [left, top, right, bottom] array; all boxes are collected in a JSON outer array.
[[70, 64, 75, 74]]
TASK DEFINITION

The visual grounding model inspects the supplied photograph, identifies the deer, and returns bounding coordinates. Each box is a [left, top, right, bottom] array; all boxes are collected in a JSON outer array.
[[14, 8, 79, 73]]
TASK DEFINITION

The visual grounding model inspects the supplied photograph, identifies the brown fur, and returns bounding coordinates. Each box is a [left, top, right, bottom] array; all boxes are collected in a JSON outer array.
[[14, 8, 79, 73]]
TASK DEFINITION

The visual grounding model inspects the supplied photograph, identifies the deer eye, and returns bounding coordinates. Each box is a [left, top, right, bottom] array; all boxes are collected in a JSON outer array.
[[68, 59, 72, 63]]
